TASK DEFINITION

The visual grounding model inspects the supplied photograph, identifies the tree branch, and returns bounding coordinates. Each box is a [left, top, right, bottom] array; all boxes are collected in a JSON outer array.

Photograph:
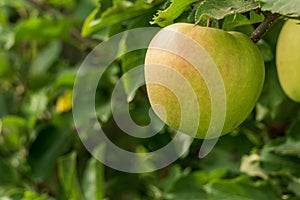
[[250, 11, 281, 43]]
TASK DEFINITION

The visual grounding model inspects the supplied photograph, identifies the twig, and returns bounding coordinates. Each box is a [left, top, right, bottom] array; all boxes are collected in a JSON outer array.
[[250, 11, 281, 43]]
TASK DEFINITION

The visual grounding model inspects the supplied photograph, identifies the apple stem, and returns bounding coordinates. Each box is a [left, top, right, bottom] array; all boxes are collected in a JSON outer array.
[[250, 11, 281, 43]]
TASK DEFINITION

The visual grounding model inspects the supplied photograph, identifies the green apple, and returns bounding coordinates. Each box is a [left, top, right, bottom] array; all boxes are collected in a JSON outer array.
[[144, 23, 265, 139], [276, 19, 300, 102]]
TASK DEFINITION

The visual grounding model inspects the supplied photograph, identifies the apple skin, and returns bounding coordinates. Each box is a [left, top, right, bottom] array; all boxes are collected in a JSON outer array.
[[276, 19, 300, 103], [144, 23, 265, 139]]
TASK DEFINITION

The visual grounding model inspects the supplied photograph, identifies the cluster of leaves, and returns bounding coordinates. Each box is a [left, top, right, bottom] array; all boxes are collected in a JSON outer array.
[[0, 0, 300, 199], [0, 0, 107, 199]]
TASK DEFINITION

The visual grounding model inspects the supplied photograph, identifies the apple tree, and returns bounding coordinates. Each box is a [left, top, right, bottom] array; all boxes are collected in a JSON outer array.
[[0, 0, 300, 199]]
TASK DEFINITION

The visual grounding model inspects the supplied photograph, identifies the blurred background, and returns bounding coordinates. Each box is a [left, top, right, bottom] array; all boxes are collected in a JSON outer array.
[[0, 0, 300, 199]]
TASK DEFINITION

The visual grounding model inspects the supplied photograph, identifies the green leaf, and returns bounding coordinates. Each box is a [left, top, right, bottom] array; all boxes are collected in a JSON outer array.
[[169, 171, 209, 200], [26, 41, 61, 90], [82, 143, 105, 200], [22, 190, 55, 200], [0, 24, 15, 49], [0, 0, 29, 8], [28, 125, 72, 181], [151, 0, 198, 27], [194, 0, 259, 23], [159, 165, 190, 193], [82, 158, 104, 200], [54, 69, 77, 89], [15, 17, 71, 42], [166, 170, 228, 200], [0, 90, 16, 118], [22, 90, 48, 127], [58, 152, 84, 200], [0, 116, 27, 154], [288, 178, 300, 197], [30, 41, 62, 76], [81, 5, 102, 37], [120, 49, 146, 102], [256, 62, 286, 121], [96, 98, 112, 123], [0, 51, 12, 78], [0, 158, 19, 186], [0, 8, 7, 25], [74, 0, 100, 24], [222, 10, 265, 30], [260, 0, 300, 18], [202, 134, 253, 173], [260, 138, 300, 177], [270, 138, 300, 158], [204, 176, 279, 200], [287, 118, 300, 140], [47, 0, 75, 9], [82, 0, 165, 36], [256, 39, 274, 63], [25, 91, 48, 117], [119, 10, 160, 100], [0, 188, 55, 200]]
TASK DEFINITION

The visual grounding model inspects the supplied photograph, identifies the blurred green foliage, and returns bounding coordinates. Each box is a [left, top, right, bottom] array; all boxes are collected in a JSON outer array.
[[0, 0, 300, 199]]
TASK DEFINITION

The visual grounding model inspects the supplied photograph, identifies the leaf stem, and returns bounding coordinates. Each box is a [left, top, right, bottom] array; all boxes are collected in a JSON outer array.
[[250, 11, 281, 43]]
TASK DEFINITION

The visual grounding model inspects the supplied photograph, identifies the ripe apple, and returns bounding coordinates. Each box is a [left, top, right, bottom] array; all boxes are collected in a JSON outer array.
[[144, 23, 265, 139], [276, 19, 300, 102]]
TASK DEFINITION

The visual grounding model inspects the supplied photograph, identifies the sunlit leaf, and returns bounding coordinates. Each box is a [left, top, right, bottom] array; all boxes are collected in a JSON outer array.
[[151, 0, 198, 27], [82, 0, 165, 36], [58, 152, 84, 200], [22, 89, 48, 128], [82, 145, 105, 200], [240, 154, 268, 179]]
